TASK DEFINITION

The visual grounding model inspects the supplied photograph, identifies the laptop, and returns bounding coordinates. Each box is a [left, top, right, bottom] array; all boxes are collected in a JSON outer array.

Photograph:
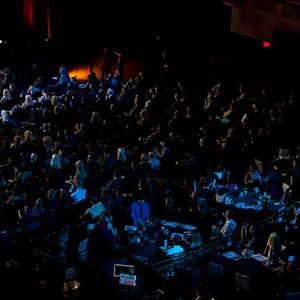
[[119, 273, 137, 287], [113, 264, 135, 278]]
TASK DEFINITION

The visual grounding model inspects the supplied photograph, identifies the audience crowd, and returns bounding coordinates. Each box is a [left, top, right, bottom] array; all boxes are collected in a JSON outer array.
[[0, 45, 299, 299]]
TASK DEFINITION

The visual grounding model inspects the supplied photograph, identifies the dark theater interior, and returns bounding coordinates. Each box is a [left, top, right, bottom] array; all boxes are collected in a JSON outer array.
[[0, 1, 300, 299]]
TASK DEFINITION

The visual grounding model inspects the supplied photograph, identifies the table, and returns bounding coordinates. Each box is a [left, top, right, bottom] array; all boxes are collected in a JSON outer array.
[[122, 219, 202, 260], [218, 184, 279, 212]]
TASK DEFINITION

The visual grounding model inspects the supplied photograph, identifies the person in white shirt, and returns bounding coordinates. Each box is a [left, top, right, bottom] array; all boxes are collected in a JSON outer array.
[[221, 209, 237, 247]]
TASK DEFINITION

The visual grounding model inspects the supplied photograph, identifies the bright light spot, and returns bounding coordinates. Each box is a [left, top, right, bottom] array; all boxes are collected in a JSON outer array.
[[68, 65, 90, 81], [262, 41, 270, 48], [69, 61, 100, 81]]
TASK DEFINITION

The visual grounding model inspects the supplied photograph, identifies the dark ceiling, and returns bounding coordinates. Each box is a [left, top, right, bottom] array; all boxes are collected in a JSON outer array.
[[0, 1, 226, 46]]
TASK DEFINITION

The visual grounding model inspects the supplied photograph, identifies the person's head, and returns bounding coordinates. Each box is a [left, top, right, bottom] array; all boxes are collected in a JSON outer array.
[[75, 160, 84, 170], [169, 131, 177, 140], [59, 64, 67, 73], [91, 111, 99, 122], [35, 198, 43, 209], [107, 88, 114, 95], [140, 153, 148, 162], [173, 234, 182, 246], [148, 151, 156, 159], [145, 232, 156, 244], [43, 135, 52, 146], [159, 141, 165, 148], [23, 130, 33, 142], [51, 95, 58, 106], [13, 135, 22, 145], [9, 82, 16, 92], [47, 189, 56, 200], [30, 152, 38, 162], [113, 169, 121, 178], [225, 209, 233, 220], [131, 161, 137, 169], [117, 147, 126, 162], [133, 93, 140, 105], [267, 232, 281, 251], [50, 153, 61, 169], [87, 152, 96, 163], [2, 88, 11, 99], [249, 225, 256, 235], [1, 110, 10, 123]]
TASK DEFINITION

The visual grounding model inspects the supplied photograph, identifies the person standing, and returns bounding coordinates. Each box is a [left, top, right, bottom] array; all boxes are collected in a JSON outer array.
[[57, 64, 70, 88], [130, 198, 150, 226]]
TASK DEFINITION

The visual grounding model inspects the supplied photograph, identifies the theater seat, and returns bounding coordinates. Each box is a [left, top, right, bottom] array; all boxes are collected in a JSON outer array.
[[78, 238, 88, 261], [235, 272, 251, 292], [208, 261, 224, 278]]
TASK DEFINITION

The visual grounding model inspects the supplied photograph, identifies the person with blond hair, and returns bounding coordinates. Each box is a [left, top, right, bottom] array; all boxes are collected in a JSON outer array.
[[264, 231, 282, 260], [73, 160, 87, 188]]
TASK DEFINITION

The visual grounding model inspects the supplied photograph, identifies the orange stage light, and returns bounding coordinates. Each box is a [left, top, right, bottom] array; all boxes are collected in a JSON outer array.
[[68, 63, 100, 82]]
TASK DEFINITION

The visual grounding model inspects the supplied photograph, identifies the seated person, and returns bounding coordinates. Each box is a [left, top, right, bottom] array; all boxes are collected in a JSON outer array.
[[69, 171, 87, 203], [103, 212, 118, 240], [263, 231, 282, 262], [244, 164, 264, 189], [288, 206, 300, 230], [211, 223, 223, 242], [93, 212, 118, 243], [87, 212, 118, 262], [220, 209, 237, 248], [240, 223, 258, 253], [148, 151, 161, 170]]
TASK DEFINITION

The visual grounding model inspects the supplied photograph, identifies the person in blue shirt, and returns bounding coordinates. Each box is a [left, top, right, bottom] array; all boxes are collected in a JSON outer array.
[[130, 198, 151, 226]]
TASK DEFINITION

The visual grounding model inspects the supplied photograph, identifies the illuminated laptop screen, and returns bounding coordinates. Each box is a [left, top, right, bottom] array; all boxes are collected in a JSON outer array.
[[113, 264, 135, 278]]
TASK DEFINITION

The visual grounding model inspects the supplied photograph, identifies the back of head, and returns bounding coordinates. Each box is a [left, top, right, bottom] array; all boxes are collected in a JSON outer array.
[[268, 232, 281, 249], [117, 147, 126, 162], [173, 234, 182, 246], [266, 232, 282, 259]]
